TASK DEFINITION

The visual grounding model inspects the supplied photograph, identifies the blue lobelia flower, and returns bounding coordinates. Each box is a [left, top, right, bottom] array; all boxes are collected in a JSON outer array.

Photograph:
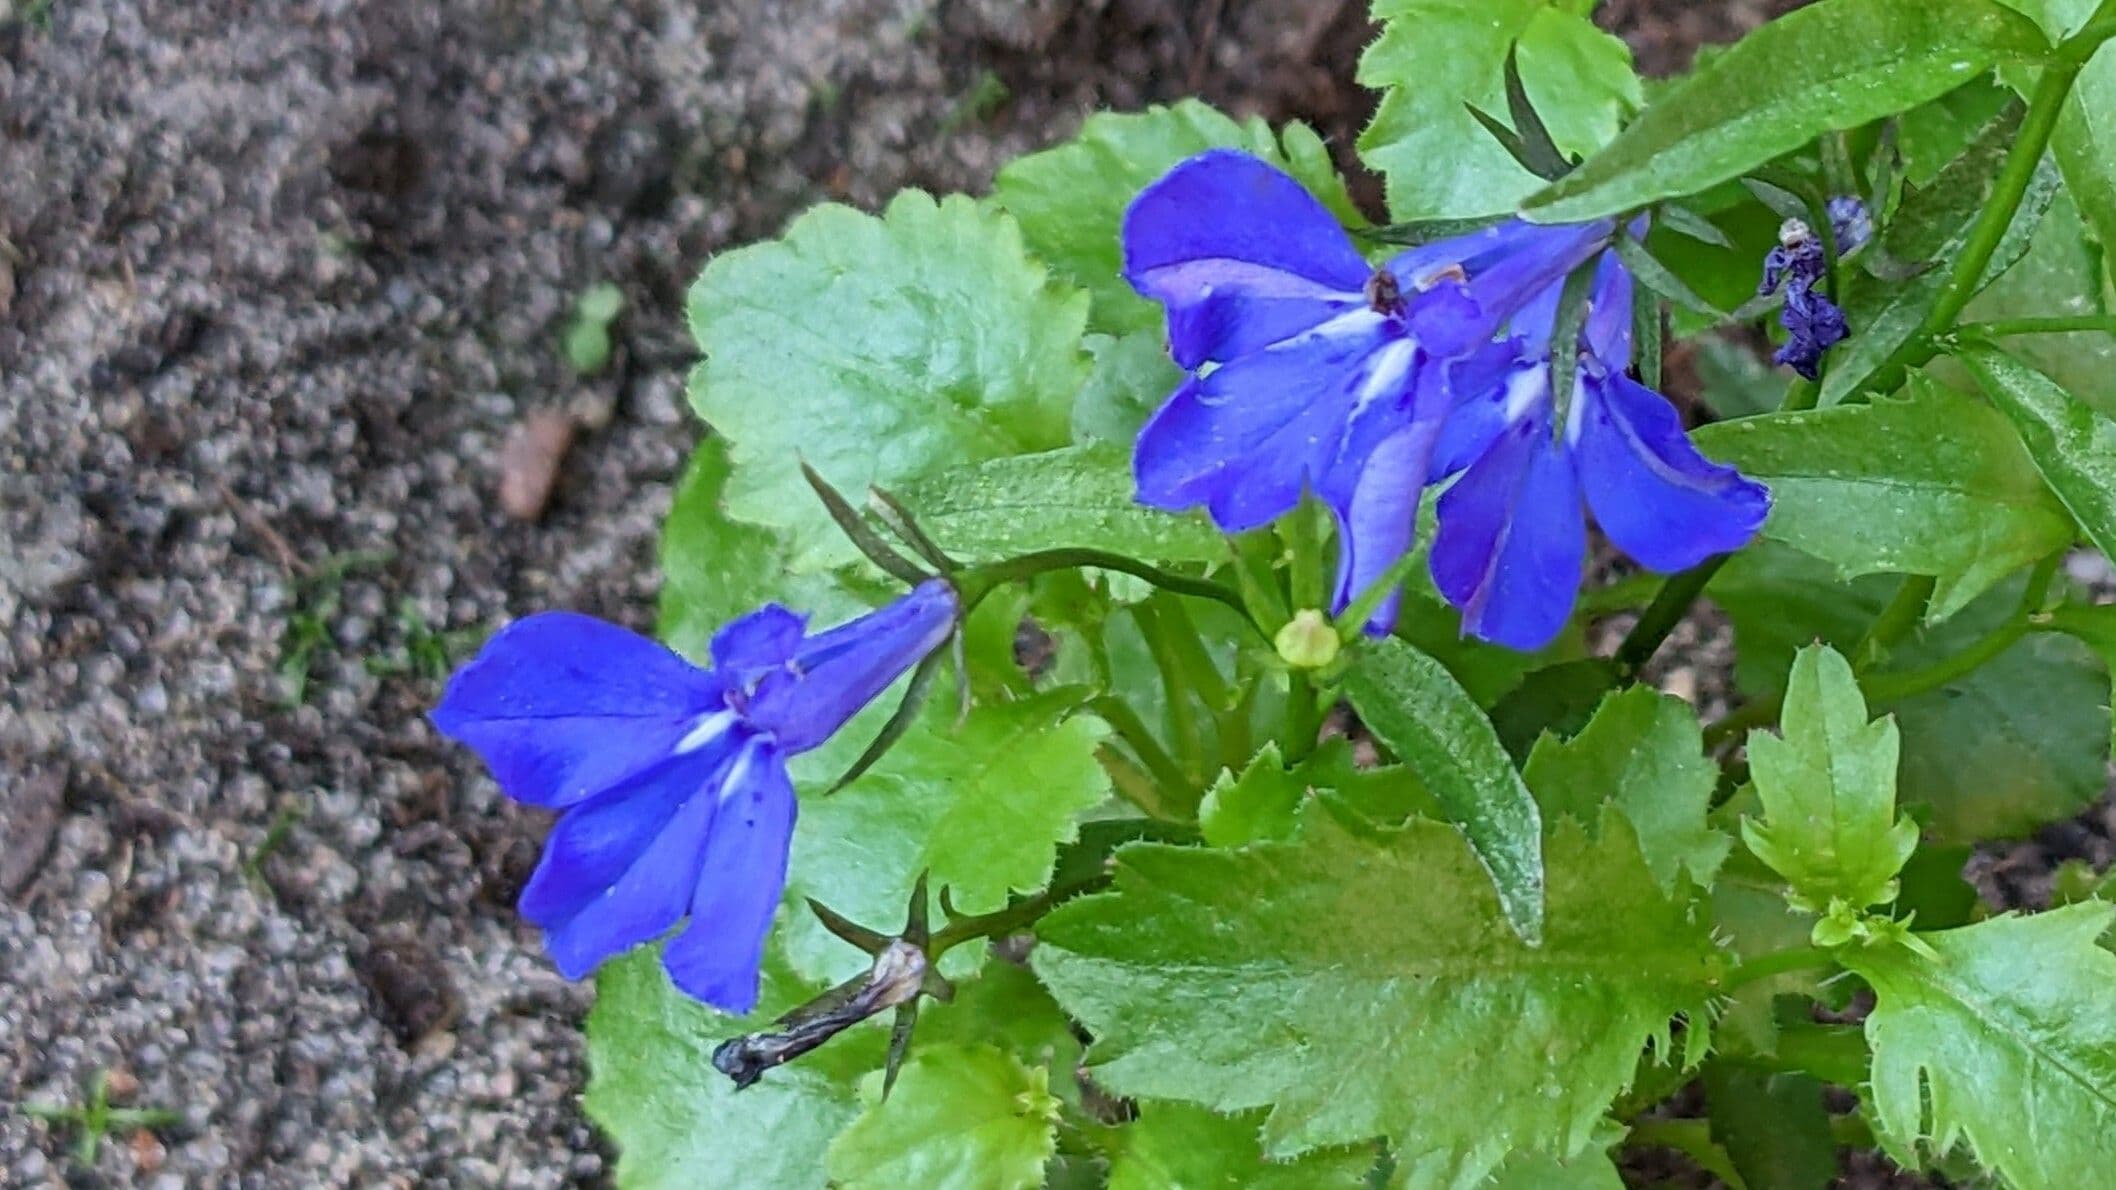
[[1758, 196, 1873, 380], [1427, 254, 1771, 650], [1123, 149, 1612, 632], [431, 580, 957, 1013]]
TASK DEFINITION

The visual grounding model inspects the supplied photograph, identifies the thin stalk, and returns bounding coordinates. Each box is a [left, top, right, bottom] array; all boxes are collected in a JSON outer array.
[[1849, 575, 1934, 674], [1614, 556, 1727, 678], [1085, 695, 1191, 810], [1284, 499, 1327, 614], [963, 549, 1254, 629], [1283, 670, 1324, 765], [1958, 314, 2116, 339], [929, 872, 1112, 955], [1718, 945, 1837, 994], [1131, 600, 1207, 784]]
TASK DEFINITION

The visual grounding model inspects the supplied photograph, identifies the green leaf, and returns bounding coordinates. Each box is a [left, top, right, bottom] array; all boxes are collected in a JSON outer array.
[[893, 444, 1225, 565], [1032, 812, 1720, 1182], [1959, 342, 2116, 559], [688, 191, 1087, 571], [1693, 372, 2074, 620], [658, 438, 875, 660], [1074, 330, 1182, 446], [1198, 739, 1437, 848], [1703, 1067, 1839, 1190], [825, 1043, 1060, 1190], [1483, 1143, 1625, 1190], [1999, 0, 2116, 251], [1523, 0, 2047, 223], [1341, 637, 1545, 944], [1524, 686, 1730, 891], [1107, 1103, 1375, 1190], [1959, 188, 2116, 418], [584, 949, 881, 1189], [1712, 552, 2112, 842], [1843, 904, 2116, 1187], [1359, 0, 1638, 220], [1819, 107, 2063, 407], [1740, 645, 1919, 912], [990, 101, 1359, 334], [783, 690, 1110, 977]]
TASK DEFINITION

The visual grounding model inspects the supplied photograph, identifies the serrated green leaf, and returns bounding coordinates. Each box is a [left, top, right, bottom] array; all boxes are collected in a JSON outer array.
[[1523, 0, 2047, 223], [1693, 372, 2074, 620], [920, 961, 1082, 1093], [1959, 342, 2116, 559], [1713, 552, 2111, 842], [1819, 108, 2062, 407], [1198, 739, 1437, 848], [1741, 645, 1919, 911], [1844, 904, 2116, 1187], [1032, 812, 1720, 1185], [1074, 330, 1182, 447], [990, 101, 1359, 334], [1481, 1142, 1626, 1190], [1703, 1067, 1839, 1190], [892, 443, 1225, 565], [1107, 1103, 1375, 1190], [1359, 0, 1638, 220], [1524, 686, 1730, 891], [584, 949, 882, 1189], [782, 690, 1110, 977], [825, 1043, 1059, 1190], [688, 191, 1087, 572], [1341, 637, 1545, 943]]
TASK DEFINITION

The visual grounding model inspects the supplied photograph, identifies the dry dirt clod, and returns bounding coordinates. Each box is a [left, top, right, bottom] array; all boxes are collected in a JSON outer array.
[[497, 408, 579, 523], [358, 934, 463, 1047], [1, 765, 66, 901]]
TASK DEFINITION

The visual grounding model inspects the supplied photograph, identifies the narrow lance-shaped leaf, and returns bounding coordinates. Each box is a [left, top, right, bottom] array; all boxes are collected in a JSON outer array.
[[891, 444, 1227, 566], [1958, 342, 2116, 560], [1524, 0, 2048, 223], [1032, 811, 1721, 1184], [1341, 637, 1545, 943], [1842, 904, 2116, 1187], [1741, 644, 1919, 911], [1693, 372, 2074, 621]]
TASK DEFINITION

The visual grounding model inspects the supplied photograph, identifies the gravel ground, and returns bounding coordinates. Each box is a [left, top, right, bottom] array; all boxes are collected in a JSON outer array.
[[2, 2, 2006, 1187]]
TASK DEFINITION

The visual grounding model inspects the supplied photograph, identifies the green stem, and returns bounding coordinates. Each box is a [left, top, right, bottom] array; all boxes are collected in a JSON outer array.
[[1849, 575, 1934, 674], [1284, 498, 1327, 614], [963, 549, 1254, 629], [1283, 671, 1325, 765], [1959, 314, 2116, 339], [1718, 945, 1837, 994], [929, 872, 1112, 955], [1907, 12, 2116, 355], [1131, 600, 1207, 784], [1085, 695, 1191, 811], [1614, 556, 1727, 678], [1705, 557, 2060, 747]]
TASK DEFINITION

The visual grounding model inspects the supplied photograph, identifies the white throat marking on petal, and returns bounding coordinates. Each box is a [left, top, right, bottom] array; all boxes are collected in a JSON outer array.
[[674, 709, 739, 756]]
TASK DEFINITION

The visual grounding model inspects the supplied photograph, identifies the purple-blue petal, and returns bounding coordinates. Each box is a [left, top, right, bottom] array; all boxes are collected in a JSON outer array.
[[527, 741, 743, 980], [1329, 420, 1444, 635], [1572, 371, 1770, 572], [1582, 252, 1633, 365], [1132, 312, 1394, 529], [1431, 410, 1586, 651], [662, 740, 799, 1014], [1407, 221, 1613, 357], [746, 580, 958, 754], [430, 612, 724, 809], [711, 605, 807, 678], [1122, 150, 1369, 368], [1433, 347, 1543, 480]]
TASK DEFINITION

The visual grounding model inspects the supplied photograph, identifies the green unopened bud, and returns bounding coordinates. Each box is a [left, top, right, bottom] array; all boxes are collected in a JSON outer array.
[[1274, 610, 1341, 670]]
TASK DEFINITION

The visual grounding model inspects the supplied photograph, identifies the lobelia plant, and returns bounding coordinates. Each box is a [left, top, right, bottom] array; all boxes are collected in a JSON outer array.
[[434, 0, 2116, 1185]]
